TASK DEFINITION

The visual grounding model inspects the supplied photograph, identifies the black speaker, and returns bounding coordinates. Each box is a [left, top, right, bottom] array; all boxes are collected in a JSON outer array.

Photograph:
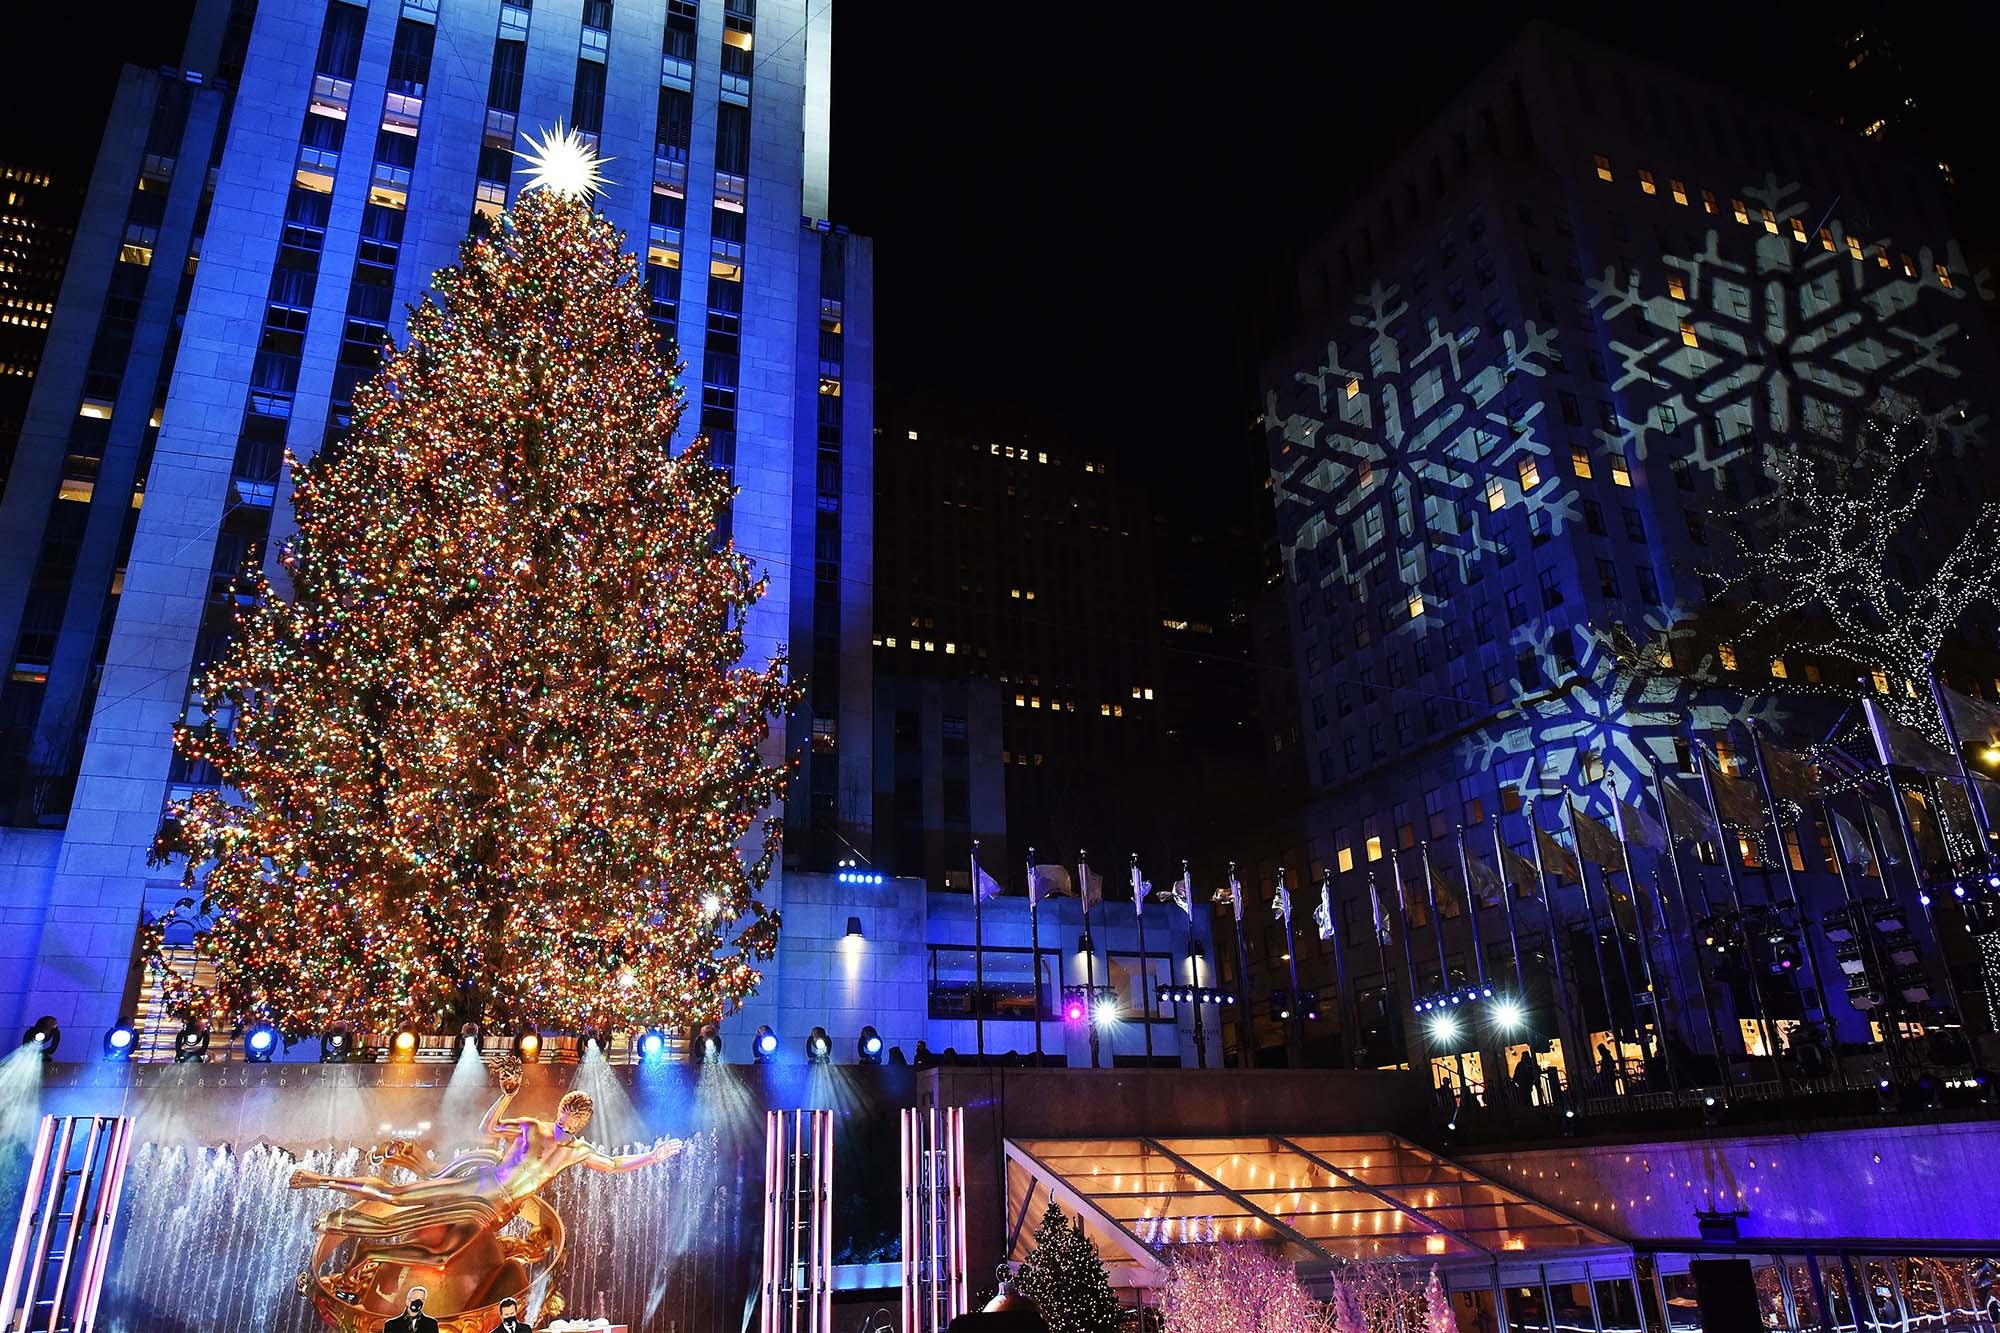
[[1689, 1258, 1762, 1332]]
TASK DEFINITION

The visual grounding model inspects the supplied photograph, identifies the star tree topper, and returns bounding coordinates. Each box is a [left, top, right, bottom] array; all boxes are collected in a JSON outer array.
[[513, 121, 612, 199]]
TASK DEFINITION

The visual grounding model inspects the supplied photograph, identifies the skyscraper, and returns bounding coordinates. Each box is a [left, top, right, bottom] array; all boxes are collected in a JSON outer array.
[[0, 164, 77, 489], [0, 0, 869, 1048], [1254, 23, 2000, 1075]]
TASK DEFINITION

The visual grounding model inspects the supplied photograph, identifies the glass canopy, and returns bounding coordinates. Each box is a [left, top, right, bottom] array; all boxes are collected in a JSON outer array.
[[1006, 1133, 1626, 1280]]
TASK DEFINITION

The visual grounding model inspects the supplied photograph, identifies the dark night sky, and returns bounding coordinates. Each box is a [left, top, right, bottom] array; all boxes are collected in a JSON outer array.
[[6, 1, 2000, 529]]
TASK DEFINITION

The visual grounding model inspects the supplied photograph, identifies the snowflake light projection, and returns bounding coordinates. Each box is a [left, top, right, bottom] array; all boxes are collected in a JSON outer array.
[[1587, 172, 1990, 486], [1466, 605, 1778, 810], [1268, 280, 1564, 630]]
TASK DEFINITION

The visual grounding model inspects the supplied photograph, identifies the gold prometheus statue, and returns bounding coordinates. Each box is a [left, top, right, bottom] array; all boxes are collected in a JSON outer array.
[[291, 1060, 680, 1332]]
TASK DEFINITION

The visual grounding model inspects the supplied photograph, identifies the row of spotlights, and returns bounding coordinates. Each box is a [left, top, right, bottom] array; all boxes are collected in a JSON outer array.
[[1414, 985, 1497, 1013], [835, 870, 886, 886]]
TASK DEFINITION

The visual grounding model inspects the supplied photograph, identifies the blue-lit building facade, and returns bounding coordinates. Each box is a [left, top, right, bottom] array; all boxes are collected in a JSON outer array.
[[1255, 24, 2000, 1088], [0, 0, 883, 1056]]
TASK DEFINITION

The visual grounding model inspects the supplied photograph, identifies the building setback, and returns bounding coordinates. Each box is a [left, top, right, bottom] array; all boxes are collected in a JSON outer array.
[[0, 0, 871, 1053], [1250, 23, 2000, 1080]]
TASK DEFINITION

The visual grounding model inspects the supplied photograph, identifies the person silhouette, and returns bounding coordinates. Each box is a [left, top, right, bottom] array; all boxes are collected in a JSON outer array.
[[487, 1295, 535, 1333]]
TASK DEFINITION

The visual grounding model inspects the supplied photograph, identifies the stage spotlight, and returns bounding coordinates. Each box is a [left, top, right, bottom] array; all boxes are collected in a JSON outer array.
[[1092, 997, 1120, 1028], [637, 1029, 667, 1061], [1491, 998, 1526, 1032], [858, 1026, 884, 1064], [806, 1027, 832, 1063], [1427, 1013, 1460, 1044], [390, 1028, 418, 1062], [244, 1024, 277, 1063], [1065, 998, 1085, 1023], [513, 1029, 542, 1062], [754, 1025, 779, 1062], [697, 1022, 723, 1063], [320, 1022, 354, 1064], [21, 1016, 59, 1059], [174, 1025, 210, 1064], [103, 1019, 136, 1061], [1701, 1093, 1724, 1126], [452, 1022, 482, 1058], [581, 1024, 612, 1055]]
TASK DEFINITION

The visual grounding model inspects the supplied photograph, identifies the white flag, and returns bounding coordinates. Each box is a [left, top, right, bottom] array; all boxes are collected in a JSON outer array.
[[1314, 881, 1335, 941], [973, 861, 1004, 903], [1131, 866, 1152, 918], [1170, 872, 1193, 919], [1272, 883, 1291, 923], [1370, 881, 1393, 945], [1078, 862, 1103, 913]]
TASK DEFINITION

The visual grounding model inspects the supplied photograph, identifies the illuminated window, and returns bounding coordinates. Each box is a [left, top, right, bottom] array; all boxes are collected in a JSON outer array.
[[1344, 376, 1360, 399], [1846, 234, 1863, 261], [1874, 246, 1890, 269], [944, 642, 956, 654], [1009, 588, 1020, 599], [885, 637, 897, 648], [1015, 694, 1026, 707], [1038, 451, 1048, 463], [1670, 178, 1688, 205], [1818, 227, 1836, 252], [1770, 657, 1788, 680], [1485, 477, 1506, 510], [1609, 454, 1632, 487], [1639, 169, 1657, 195], [1143, 688, 1156, 701], [1870, 669, 1890, 694], [1099, 703, 1111, 716], [1760, 208, 1778, 235], [1408, 592, 1425, 620], [1131, 686, 1142, 699], [1024, 590, 1036, 601], [1570, 445, 1592, 478], [1594, 153, 1613, 182], [1900, 253, 1916, 278], [1337, 846, 1354, 873], [1935, 262, 1954, 289], [1667, 275, 1687, 301], [1517, 456, 1541, 489], [1678, 318, 1699, 348], [1732, 198, 1750, 224], [1790, 217, 1808, 243], [1701, 188, 1718, 214], [1365, 835, 1384, 862], [1030, 696, 1041, 709], [1113, 704, 1124, 718], [1357, 458, 1375, 488]]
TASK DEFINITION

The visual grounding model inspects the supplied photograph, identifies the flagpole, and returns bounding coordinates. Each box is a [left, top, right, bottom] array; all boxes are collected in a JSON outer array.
[[1649, 755, 1732, 1078], [1860, 736, 1971, 1028], [1368, 873, 1401, 1068], [1132, 855, 1154, 1065], [1696, 740, 1787, 1096], [1524, 799, 1584, 1100], [1079, 849, 1100, 1069], [1276, 868, 1304, 1062], [1561, 791, 1628, 1094], [1027, 846, 1043, 1064], [1746, 721, 1837, 1067], [1488, 816, 1528, 1003], [1418, 842, 1450, 990], [1455, 828, 1490, 986], [1611, 791, 1678, 1093], [1184, 861, 1206, 1070], [1323, 869, 1356, 1069], [1389, 853, 1424, 1067], [971, 839, 986, 1063], [1927, 666, 1999, 871], [1229, 861, 1254, 1069]]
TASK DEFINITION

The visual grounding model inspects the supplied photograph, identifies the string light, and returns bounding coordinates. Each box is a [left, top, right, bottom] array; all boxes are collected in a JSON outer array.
[[143, 183, 796, 1038]]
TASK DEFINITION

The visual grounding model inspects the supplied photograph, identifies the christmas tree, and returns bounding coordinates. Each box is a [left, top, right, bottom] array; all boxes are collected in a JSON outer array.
[[146, 129, 795, 1037], [1422, 1266, 1458, 1333], [1015, 1200, 1121, 1333]]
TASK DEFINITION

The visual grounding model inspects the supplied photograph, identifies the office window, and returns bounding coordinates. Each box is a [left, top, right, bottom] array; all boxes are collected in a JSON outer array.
[[1485, 664, 1508, 704], [1679, 318, 1699, 348], [1667, 274, 1686, 301], [1621, 507, 1644, 542], [1593, 153, 1613, 181], [1609, 454, 1632, 487], [1583, 499, 1605, 535], [1658, 405, 1678, 432], [1571, 445, 1592, 478], [1485, 477, 1506, 510], [1504, 586, 1528, 627], [1788, 217, 1807, 244], [1635, 568, 1659, 602], [1770, 657, 1789, 680], [1818, 226, 1836, 253], [1846, 234, 1864, 261], [1936, 262, 1954, 289], [1731, 198, 1749, 224], [1538, 567, 1563, 609], [1760, 207, 1778, 234], [1700, 188, 1717, 213], [1670, 178, 1688, 205], [1639, 169, 1656, 195], [1718, 643, 1738, 671], [1518, 456, 1541, 490], [1473, 604, 1495, 644], [1597, 559, 1620, 597]]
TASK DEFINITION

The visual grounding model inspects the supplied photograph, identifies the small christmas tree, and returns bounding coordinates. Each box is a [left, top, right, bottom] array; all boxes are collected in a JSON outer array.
[[1015, 1201, 1121, 1333], [145, 131, 795, 1035], [1423, 1266, 1457, 1333]]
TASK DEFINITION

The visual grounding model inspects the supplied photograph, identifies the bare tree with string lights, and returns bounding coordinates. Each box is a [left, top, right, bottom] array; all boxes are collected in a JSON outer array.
[[1699, 412, 2000, 739]]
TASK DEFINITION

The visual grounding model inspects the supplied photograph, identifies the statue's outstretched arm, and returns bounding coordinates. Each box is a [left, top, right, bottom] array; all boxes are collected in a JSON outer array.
[[481, 1080, 524, 1138], [585, 1138, 683, 1174], [288, 1167, 399, 1202]]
